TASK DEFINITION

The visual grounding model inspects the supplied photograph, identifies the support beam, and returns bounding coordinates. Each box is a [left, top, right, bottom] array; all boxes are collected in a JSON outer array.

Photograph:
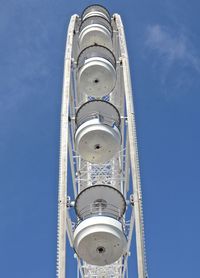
[[115, 14, 148, 278], [56, 15, 78, 278]]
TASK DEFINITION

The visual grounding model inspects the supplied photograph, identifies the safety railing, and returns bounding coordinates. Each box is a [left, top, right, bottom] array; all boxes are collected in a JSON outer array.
[[76, 202, 124, 223]]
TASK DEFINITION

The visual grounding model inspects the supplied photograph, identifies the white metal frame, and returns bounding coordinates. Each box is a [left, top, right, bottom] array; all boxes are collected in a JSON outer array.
[[56, 12, 148, 278], [114, 14, 148, 278], [56, 15, 78, 278]]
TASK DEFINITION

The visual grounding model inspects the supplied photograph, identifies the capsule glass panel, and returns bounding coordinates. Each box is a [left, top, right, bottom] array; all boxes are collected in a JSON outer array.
[[81, 4, 111, 22], [75, 185, 126, 220]]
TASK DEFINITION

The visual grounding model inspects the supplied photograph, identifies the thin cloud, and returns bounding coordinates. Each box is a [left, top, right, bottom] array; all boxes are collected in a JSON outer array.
[[145, 24, 200, 73]]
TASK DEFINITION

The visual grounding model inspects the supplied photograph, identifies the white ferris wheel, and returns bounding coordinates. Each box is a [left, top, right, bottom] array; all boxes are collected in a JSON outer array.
[[56, 5, 148, 278]]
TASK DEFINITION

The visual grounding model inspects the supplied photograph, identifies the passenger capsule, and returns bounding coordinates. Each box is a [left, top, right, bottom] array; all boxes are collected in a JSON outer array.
[[79, 16, 113, 50], [75, 100, 121, 163], [73, 216, 127, 266], [77, 46, 116, 97]]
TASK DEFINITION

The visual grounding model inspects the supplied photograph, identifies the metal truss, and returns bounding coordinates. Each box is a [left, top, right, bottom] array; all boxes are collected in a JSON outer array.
[[56, 12, 148, 278]]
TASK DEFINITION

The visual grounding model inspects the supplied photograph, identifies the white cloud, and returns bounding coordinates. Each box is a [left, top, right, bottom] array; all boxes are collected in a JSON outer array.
[[145, 24, 200, 73]]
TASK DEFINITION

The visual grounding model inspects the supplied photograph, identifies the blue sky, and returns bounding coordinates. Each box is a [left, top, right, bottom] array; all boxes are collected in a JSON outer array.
[[1, 0, 200, 277]]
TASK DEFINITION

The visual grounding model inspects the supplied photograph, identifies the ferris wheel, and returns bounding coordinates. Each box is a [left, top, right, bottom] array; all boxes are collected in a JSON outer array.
[[56, 5, 148, 278]]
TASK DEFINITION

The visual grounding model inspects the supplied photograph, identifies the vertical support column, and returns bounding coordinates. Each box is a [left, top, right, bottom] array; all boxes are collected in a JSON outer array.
[[56, 15, 78, 278], [115, 14, 147, 278]]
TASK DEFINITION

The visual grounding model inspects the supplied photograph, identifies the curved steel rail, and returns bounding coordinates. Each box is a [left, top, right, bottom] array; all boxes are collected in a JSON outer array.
[[56, 15, 78, 278], [115, 14, 148, 278]]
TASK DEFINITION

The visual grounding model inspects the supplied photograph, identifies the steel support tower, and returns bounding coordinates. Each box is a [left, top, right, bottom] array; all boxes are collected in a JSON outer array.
[[56, 5, 148, 278]]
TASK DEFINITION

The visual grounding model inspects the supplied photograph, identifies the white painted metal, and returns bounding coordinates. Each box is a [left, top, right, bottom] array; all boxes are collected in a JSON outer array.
[[80, 259, 124, 278], [77, 57, 116, 97], [75, 119, 121, 163], [56, 15, 78, 278], [82, 11, 109, 21], [114, 14, 148, 278], [123, 208, 135, 278], [76, 157, 124, 192], [73, 216, 127, 266]]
